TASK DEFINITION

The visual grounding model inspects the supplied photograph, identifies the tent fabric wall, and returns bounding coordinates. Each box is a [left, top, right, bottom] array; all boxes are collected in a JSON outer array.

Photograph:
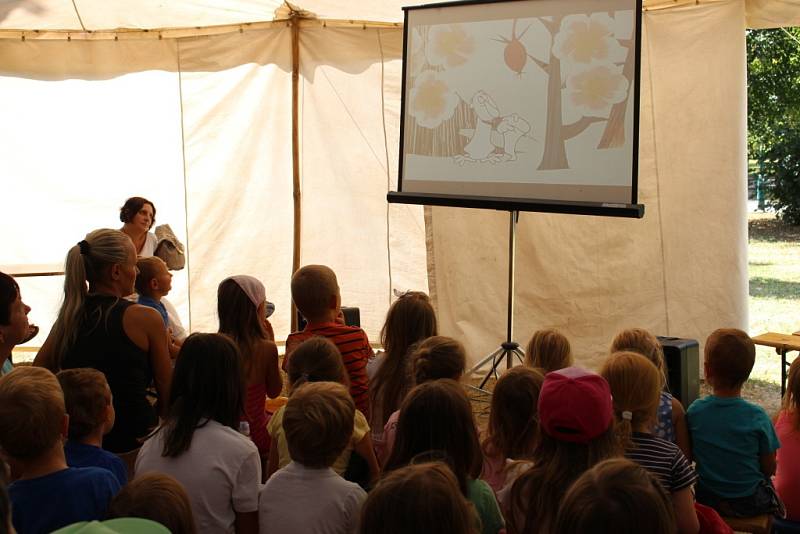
[[428, 0, 749, 369]]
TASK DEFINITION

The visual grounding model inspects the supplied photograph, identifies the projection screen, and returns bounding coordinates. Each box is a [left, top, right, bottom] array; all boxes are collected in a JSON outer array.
[[389, 0, 644, 217]]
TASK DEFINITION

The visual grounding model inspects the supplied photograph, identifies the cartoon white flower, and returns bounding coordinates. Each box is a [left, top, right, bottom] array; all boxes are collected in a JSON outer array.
[[566, 64, 629, 116], [552, 13, 627, 66], [425, 24, 475, 69], [409, 70, 460, 129], [408, 28, 426, 77]]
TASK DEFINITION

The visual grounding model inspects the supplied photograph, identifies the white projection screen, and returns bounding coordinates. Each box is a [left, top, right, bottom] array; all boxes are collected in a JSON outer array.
[[389, 0, 644, 218]]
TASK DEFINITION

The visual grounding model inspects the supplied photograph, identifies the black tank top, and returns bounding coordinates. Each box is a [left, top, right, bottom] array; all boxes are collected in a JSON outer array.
[[62, 294, 157, 453]]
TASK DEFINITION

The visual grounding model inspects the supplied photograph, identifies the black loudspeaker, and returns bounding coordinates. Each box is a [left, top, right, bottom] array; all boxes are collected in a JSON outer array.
[[297, 306, 361, 330], [657, 336, 700, 407]]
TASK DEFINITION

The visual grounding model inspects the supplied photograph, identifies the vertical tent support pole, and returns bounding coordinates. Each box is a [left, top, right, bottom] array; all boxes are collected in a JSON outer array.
[[290, 14, 301, 332]]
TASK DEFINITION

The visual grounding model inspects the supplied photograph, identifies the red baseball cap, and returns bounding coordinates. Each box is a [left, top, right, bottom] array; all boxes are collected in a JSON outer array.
[[538, 366, 613, 444]]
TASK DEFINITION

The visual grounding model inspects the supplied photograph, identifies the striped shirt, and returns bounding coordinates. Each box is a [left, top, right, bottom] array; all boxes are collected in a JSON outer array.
[[285, 322, 372, 417], [626, 432, 697, 493]]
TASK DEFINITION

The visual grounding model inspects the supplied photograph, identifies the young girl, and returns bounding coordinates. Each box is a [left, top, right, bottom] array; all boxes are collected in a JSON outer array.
[[383, 379, 504, 534], [524, 329, 572, 372], [217, 276, 282, 474], [380, 335, 467, 464], [135, 333, 260, 534], [600, 351, 699, 534], [506, 367, 619, 534], [775, 357, 800, 521], [360, 462, 478, 534], [368, 291, 437, 447], [553, 458, 677, 534], [480, 366, 544, 493], [610, 328, 691, 459], [266, 337, 380, 483]]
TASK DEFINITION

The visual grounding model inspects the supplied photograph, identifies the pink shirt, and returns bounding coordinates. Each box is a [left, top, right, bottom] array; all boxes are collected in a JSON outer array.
[[775, 410, 800, 521]]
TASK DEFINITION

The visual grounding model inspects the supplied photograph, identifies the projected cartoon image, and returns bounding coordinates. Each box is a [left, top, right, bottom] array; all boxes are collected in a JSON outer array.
[[404, 10, 636, 183]]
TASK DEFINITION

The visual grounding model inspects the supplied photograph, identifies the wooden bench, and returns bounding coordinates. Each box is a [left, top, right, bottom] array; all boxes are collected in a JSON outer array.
[[752, 332, 800, 395], [722, 514, 772, 534]]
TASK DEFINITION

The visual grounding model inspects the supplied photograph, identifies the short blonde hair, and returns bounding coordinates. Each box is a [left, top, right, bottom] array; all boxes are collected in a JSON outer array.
[[291, 265, 339, 321], [108, 472, 197, 534], [135, 257, 166, 297], [0, 367, 65, 459], [705, 328, 755, 389], [525, 329, 572, 373], [57, 368, 111, 441], [610, 328, 666, 380], [283, 382, 355, 468]]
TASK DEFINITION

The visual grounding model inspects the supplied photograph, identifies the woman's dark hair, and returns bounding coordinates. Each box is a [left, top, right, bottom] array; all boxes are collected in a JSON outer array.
[[0, 273, 19, 325], [161, 333, 244, 457], [119, 196, 156, 228], [217, 278, 268, 371], [383, 379, 481, 496]]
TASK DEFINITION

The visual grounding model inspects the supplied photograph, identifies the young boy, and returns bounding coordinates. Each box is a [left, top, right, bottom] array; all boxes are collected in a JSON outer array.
[[57, 368, 128, 485], [135, 257, 181, 358], [687, 328, 782, 517], [0, 367, 120, 534], [259, 382, 366, 534], [284, 265, 372, 417]]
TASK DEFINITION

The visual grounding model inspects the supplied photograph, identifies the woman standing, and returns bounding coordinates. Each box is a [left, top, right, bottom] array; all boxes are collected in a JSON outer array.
[[34, 229, 172, 454]]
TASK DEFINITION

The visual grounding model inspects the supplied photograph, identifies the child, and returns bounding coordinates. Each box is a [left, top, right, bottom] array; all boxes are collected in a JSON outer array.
[[687, 328, 782, 517], [260, 382, 367, 533], [524, 328, 572, 372], [775, 357, 800, 521], [611, 327, 691, 459], [505, 367, 620, 534], [135, 257, 181, 358], [480, 366, 544, 494], [360, 462, 478, 534], [268, 337, 379, 483], [600, 351, 699, 534], [284, 265, 372, 417], [107, 472, 197, 534], [553, 458, 677, 534], [135, 333, 261, 534], [57, 368, 128, 485], [384, 379, 504, 534], [218, 276, 283, 475], [0, 367, 120, 534], [380, 335, 467, 464], [0, 272, 32, 376], [368, 291, 437, 448]]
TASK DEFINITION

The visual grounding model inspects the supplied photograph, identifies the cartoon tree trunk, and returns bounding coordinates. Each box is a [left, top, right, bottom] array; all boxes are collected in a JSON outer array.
[[597, 39, 635, 150]]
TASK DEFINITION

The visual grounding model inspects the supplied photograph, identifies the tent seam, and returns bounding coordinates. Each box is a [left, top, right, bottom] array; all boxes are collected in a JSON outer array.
[[377, 28, 393, 305], [645, 17, 670, 335], [176, 38, 193, 331]]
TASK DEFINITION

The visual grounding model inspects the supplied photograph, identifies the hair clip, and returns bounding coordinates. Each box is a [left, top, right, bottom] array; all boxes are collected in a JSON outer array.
[[621, 410, 633, 421]]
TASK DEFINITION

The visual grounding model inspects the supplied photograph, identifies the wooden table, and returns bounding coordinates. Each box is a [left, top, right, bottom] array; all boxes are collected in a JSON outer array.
[[752, 332, 800, 395]]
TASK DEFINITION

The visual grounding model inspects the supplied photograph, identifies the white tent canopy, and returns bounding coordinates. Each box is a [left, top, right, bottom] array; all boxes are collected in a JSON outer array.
[[1, 0, 798, 369]]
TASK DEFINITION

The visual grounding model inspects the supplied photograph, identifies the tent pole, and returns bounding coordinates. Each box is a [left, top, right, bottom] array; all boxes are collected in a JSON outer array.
[[290, 14, 301, 333]]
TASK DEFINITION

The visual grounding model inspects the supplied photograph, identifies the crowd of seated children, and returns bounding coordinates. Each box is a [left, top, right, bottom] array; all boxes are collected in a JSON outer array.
[[504, 366, 620, 534], [480, 366, 544, 494], [384, 379, 504, 534], [360, 462, 479, 534], [524, 328, 572, 373], [380, 335, 467, 464], [57, 368, 128, 485], [135, 256, 181, 359], [600, 351, 699, 533], [107, 473, 197, 534], [0, 367, 120, 534], [688, 328, 783, 518], [611, 328, 691, 459], [368, 291, 437, 451], [284, 265, 372, 417], [217, 275, 283, 478], [553, 458, 677, 534], [775, 358, 800, 521], [135, 333, 261, 534], [260, 381, 367, 534]]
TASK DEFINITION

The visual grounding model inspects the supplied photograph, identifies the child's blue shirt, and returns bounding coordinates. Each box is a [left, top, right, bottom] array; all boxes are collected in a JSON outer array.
[[687, 395, 779, 498], [137, 295, 169, 327], [9, 466, 120, 534], [65, 440, 128, 486]]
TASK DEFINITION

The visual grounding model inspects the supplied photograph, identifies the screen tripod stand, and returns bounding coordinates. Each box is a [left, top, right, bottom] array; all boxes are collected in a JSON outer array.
[[468, 210, 525, 391]]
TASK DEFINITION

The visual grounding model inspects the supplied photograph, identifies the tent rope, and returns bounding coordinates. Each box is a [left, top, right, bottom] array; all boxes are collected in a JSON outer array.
[[70, 0, 87, 32], [377, 28, 394, 306], [176, 38, 193, 332]]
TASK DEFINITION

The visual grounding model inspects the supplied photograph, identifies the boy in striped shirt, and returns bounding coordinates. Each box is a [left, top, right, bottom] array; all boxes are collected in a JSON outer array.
[[284, 265, 372, 418]]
